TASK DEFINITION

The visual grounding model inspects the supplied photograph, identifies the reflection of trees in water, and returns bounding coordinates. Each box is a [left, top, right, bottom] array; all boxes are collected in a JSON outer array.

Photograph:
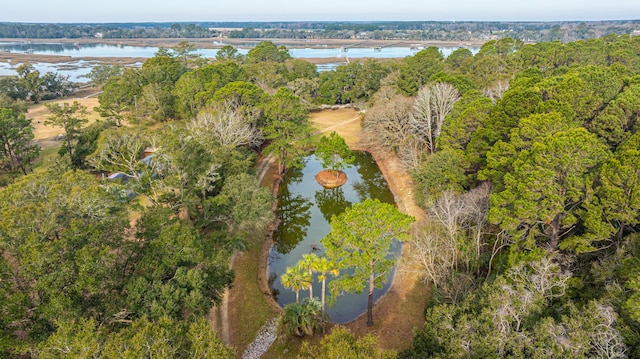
[[1, 42, 106, 54], [268, 272, 280, 301], [273, 166, 312, 254], [315, 186, 352, 224], [352, 152, 394, 203]]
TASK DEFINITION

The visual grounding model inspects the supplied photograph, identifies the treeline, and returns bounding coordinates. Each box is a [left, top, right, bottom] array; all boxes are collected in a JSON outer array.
[[1, 20, 638, 43], [230, 20, 640, 42], [0, 22, 218, 39]]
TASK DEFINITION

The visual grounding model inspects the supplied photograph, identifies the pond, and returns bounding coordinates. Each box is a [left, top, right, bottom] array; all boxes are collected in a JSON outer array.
[[268, 151, 400, 323]]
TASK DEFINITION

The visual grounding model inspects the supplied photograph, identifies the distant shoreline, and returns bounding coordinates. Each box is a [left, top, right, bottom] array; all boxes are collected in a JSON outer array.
[[0, 37, 486, 50], [0, 37, 485, 67]]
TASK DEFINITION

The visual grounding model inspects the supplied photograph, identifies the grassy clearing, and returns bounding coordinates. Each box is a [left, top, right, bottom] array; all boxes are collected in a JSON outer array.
[[228, 239, 280, 356]]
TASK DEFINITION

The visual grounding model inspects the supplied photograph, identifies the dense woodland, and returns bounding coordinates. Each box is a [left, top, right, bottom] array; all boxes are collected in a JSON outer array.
[[1, 20, 639, 42], [0, 33, 640, 357]]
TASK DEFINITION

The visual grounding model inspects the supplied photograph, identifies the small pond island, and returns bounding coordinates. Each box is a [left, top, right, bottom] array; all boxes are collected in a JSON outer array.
[[269, 151, 400, 323]]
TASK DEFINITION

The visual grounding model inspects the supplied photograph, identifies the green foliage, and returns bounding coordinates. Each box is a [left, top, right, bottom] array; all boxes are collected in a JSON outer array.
[[85, 64, 124, 86], [174, 62, 247, 119], [216, 45, 241, 60], [140, 55, 186, 87], [489, 128, 610, 251], [315, 131, 355, 173], [45, 101, 88, 166], [281, 263, 313, 304], [126, 207, 234, 320], [575, 141, 640, 251], [0, 169, 129, 341], [445, 48, 474, 73], [479, 111, 580, 190], [245, 41, 291, 63], [209, 80, 268, 124], [38, 316, 234, 358], [96, 68, 143, 125], [438, 90, 493, 154], [133, 83, 176, 122], [0, 107, 40, 175], [69, 120, 115, 170], [279, 298, 323, 337], [411, 149, 468, 206], [13, 63, 75, 103], [539, 65, 624, 123], [263, 88, 312, 174], [588, 83, 640, 148], [204, 173, 274, 245], [317, 60, 390, 105], [397, 47, 444, 96], [322, 198, 414, 325], [298, 325, 396, 359]]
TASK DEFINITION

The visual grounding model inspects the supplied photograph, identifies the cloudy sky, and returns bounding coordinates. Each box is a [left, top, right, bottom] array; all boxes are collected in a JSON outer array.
[[3, 0, 639, 23]]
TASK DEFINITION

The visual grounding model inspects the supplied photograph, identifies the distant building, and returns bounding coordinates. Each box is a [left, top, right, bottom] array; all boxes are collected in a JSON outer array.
[[142, 147, 156, 158], [107, 172, 134, 183]]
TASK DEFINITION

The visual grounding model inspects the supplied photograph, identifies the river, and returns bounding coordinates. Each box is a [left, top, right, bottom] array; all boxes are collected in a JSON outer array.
[[0, 41, 478, 82]]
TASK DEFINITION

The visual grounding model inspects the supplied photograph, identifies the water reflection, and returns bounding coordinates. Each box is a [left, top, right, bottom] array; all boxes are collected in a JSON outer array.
[[314, 186, 352, 224], [272, 166, 312, 255], [269, 151, 398, 323], [0, 41, 477, 59], [352, 156, 394, 204]]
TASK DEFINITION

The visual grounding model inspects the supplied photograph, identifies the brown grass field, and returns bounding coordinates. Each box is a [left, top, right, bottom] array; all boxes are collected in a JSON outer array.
[[28, 88, 102, 148]]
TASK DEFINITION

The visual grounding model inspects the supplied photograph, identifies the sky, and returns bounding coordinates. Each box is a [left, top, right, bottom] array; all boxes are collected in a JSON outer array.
[[3, 0, 639, 23]]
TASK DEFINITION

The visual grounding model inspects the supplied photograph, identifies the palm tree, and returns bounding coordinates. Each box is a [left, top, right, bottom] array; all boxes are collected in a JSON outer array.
[[280, 263, 312, 304], [313, 256, 339, 321], [280, 298, 322, 337], [300, 253, 318, 300]]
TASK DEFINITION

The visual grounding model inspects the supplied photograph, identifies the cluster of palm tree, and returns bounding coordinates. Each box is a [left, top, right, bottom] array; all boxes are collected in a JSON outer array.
[[279, 252, 339, 337]]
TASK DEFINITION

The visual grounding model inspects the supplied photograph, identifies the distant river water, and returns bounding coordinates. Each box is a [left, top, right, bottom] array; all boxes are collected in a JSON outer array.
[[0, 41, 478, 81]]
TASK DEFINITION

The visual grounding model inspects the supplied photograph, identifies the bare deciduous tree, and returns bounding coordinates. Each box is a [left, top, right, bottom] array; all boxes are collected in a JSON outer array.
[[408, 186, 490, 296], [411, 82, 460, 154], [188, 103, 263, 149], [363, 95, 413, 151], [397, 137, 429, 168], [88, 129, 158, 182], [461, 183, 491, 269], [429, 190, 466, 270], [482, 79, 510, 104], [408, 222, 452, 288], [591, 304, 628, 359]]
